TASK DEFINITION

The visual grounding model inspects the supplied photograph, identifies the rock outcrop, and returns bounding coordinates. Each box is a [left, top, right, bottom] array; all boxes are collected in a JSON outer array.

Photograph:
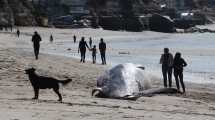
[[0, 0, 36, 26], [149, 14, 175, 33], [1, 0, 215, 28], [0, 0, 14, 26]]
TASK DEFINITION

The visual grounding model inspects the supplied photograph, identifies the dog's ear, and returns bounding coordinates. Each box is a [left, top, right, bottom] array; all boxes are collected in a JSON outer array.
[[25, 68, 36, 72], [31, 68, 36, 71]]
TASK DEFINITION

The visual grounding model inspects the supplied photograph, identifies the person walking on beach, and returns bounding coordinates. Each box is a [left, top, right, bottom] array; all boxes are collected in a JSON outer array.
[[78, 37, 89, 63], [89, 37, 92, 48], [173, 52, 187, 93], [91, 45, 97, 64], [73, 35, 76, 43], [99, 38, 106, 65], [160, 48, 173, 88], [50, 34, 53, 43], [16, 29, 20, 37], [32, 31, 42, 60]]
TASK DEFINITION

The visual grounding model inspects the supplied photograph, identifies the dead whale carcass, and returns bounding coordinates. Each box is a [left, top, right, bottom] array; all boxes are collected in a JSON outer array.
[[92, 63, 150, 100], [92, 63, 180, 100]]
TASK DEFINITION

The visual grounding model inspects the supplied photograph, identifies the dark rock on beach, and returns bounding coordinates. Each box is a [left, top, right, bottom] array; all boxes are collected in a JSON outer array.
[[149, 14, 176, 33]]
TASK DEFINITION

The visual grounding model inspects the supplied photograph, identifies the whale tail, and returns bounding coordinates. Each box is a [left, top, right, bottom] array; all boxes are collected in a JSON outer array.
[[121, 95, 140, 101], [138, 88, 181, 97]]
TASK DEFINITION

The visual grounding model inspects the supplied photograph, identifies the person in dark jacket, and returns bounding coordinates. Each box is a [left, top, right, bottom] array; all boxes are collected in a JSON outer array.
[[173, 52, 187, 93], [32, 31, 42, 60], [50, 34, 53, 43], [99, 38, 106, 65], [17, 29, 20, 37], [78, 37, 89, 63], [160, 48, 174, 88], [73, 35, 76, 43], [91, 45, 97, 64], [89, 37, 92, 48]]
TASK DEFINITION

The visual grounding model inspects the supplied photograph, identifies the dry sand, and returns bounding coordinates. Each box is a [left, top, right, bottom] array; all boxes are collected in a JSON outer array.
[[0, 28, 215, 120]]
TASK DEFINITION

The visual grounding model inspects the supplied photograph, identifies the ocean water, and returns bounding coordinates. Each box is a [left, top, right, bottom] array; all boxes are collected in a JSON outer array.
[[33, 31, 215, 84]]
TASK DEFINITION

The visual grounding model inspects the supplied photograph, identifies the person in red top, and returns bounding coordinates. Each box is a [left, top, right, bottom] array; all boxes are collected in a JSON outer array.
[[173, 52, 187, 93], [99, 38, 106, 65]]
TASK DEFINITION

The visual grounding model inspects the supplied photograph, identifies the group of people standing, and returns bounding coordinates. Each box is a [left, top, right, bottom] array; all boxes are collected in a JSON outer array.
[[160, 48, 187, 93], [29, 31, 107, 65], [78, 37, 106, 65]]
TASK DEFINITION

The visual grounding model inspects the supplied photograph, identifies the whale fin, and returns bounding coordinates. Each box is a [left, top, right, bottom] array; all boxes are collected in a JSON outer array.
[[150, 88, 181, 94], [137, 66, 145, 70], [139, 88, 181, 96], [121, 95, 140, 101]]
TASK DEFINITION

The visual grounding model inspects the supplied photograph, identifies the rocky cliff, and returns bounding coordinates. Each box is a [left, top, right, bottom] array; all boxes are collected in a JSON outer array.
[[1, 0, 215, 26], [87, 0, 160, 16], [87, 0, 215, 16], [0, 0, 36, 26]]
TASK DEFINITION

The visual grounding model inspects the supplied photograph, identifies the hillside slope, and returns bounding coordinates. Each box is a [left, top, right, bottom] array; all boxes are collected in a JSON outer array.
[[0, 0, 36, 26]]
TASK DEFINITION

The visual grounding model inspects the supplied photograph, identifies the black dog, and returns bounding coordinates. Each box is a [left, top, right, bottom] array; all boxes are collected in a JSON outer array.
[[25, 68, 72, 102]]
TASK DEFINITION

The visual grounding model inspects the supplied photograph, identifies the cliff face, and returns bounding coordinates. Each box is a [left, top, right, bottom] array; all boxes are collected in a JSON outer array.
[[87, 0, 160, 16], [1, 0, 215, 26], [184, 0, 215, 8], [0, 0, 13, 25], [0, 0, 36, 26], [87, 0, 215, 15]]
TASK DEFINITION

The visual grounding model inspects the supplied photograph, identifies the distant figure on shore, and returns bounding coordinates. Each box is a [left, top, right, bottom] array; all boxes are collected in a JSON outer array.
[[160, 48, 173, 88], [16, 29, 20, 37], [5, 26, 8, 31], [32, 31, 42, 60], [78, 37, 89, 63], [99, 38, 106, 65], [92, 45, 97, 64], [73, 35, 76, 43], [10, 25, 13, 32], [50, 34, 53, 43], [89, 37, 92, 48], [173, 52, 187, 93]]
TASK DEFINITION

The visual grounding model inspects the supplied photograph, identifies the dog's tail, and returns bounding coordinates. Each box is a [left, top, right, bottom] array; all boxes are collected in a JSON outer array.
[[58, 79, 72, 86]]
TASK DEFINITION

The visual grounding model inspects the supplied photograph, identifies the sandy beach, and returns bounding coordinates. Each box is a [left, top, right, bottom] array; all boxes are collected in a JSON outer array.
[[0, 27, 215, 120]]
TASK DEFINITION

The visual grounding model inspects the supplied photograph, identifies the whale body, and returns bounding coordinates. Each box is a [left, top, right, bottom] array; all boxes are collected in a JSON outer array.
[[92, 63, 180, 100]]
